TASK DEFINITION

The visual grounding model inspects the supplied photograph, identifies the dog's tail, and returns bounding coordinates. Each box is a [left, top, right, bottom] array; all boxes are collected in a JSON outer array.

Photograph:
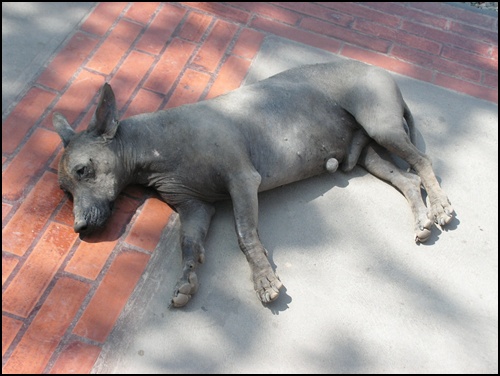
[[403, 100, 417, 146]]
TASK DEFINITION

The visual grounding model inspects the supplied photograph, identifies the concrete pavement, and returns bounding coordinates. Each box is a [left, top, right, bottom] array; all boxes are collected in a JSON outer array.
[[2, 2, 96, 119]]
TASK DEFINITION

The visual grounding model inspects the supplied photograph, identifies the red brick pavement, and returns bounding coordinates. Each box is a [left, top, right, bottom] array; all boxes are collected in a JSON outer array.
[[2, 2, 497, 373]]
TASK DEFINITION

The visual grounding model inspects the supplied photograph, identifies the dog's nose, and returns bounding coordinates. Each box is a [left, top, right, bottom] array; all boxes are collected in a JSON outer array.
[[74, 219, 88, 233]]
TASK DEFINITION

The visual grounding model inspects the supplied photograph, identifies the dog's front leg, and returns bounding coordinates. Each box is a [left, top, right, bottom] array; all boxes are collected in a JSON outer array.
[[170, 200, 215, 308], [228, 169, 283, 304]]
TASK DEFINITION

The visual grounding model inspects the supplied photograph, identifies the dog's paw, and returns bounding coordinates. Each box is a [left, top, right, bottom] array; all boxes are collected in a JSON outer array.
[[253, 268, 283, 303], [170, 271, 198, 308], [430, 198, 454, 227], [415, 217, 433, 243]]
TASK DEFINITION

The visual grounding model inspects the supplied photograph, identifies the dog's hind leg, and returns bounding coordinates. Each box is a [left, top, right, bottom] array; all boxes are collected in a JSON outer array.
[[358, 142, 434, 243], [355, 103, 453, 228], [170, 200, 215, 307], [346, 68, 453, 228], [341, 129, 370, 172], [372, 124, 452, 227]]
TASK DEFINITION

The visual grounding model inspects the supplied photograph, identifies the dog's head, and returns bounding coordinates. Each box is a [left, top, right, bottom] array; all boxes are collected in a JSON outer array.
[[53, 83, 124, 235]]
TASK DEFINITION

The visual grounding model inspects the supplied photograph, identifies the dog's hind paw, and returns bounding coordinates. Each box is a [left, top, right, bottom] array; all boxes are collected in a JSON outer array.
[[431, 199, 454, 227], [414, 217, 433, 243], [415, 228, 432, 243], [435, 209, 453, 227]]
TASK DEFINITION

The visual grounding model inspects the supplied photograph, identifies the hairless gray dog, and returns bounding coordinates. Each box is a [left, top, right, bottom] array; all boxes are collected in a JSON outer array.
[[53, 60, 453, 307]]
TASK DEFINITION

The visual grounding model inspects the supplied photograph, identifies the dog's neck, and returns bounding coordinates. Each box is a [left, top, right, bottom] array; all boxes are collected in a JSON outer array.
[[112, 117, 179, 188]]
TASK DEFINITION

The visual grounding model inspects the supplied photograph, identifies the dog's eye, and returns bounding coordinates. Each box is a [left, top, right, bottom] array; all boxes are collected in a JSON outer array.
[[76, 166, 86, 178], [74, 163, 94, 180]]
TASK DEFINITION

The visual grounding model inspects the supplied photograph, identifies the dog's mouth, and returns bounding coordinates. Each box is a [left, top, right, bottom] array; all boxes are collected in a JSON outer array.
[[73, 201, 114, 236]]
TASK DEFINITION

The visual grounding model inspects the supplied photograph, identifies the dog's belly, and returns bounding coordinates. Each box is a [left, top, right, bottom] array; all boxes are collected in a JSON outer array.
[[206, 79, 360, 192], [253, 125, 353, 192], [137, 77, 361, 203]]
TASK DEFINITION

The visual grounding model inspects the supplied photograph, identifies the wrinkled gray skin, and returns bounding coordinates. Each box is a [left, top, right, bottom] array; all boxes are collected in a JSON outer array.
[[53, 61, 453, 308]]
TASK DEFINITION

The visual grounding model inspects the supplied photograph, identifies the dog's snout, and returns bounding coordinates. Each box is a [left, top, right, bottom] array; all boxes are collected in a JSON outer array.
[[74, 219, 88, 233]]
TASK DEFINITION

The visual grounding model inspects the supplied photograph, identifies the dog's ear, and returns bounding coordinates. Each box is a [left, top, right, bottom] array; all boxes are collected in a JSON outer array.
[[88, 83, 119, 140], [53, 112, 76, 148]]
